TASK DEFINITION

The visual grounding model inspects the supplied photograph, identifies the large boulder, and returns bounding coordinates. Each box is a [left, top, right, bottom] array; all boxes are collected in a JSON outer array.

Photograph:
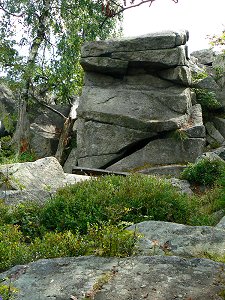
[[0, 256, 224, 300], [69, 31, 206, 173], [127, 221, 225, 257], [107, 138, 205, 172], [81, 30, 189, 57], [0, 157, 90, 204]]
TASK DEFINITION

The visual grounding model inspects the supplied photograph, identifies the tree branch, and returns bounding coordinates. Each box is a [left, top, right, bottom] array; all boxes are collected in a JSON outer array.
[[29, 92, 67, 120], [0, 2, 24, 17], [100, 0, 178, 28]]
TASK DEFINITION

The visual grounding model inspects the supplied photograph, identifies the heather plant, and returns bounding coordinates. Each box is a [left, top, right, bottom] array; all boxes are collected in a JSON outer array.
[[0, 173, 224, 273], [39, 174, 192, 234], [181, 157, 225, 186]]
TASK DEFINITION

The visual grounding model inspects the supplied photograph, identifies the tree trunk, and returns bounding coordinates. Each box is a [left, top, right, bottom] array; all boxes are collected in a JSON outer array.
[[11, 100, 30, 154], [12, 0, 51, 154], [55, 116, 75, 165]]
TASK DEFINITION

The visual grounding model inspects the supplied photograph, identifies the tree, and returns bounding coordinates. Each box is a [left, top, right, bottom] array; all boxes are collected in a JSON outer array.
[[0, 0, 178, 164], [0, 0, 121, 162]]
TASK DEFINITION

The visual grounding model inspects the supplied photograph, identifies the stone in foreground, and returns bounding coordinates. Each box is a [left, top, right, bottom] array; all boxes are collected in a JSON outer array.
[[1, 256, 224, 300]]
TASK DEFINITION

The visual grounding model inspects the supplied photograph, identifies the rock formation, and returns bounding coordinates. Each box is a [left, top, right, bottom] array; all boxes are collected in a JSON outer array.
[[190, 49, 225, 150], [1, 250, 225, 300], [72, 31, 206, 175], [0, 157, 90, 204]]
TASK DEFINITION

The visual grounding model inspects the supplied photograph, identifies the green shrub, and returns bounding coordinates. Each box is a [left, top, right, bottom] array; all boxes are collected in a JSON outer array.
[[40, 174, 193, 234], [30, 230, 87, 260], [9, 202, 45, 242], [181, 157, 225, 186], [85, 222, 138, 257], [0, 225, 30, 272], [0, 200, 12, 226], [0, 283, 19, 300], [194, 88, 221, 110], [30, 222, 137, 261], [0, 136, 36, 165]]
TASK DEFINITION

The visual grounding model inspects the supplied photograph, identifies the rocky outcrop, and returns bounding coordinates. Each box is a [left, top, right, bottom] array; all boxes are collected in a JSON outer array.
[[190, 49, 225, 150], [127, 220, 225, 257], [0, 157, 90, 204], [72, 31, 205, 174], [1, 255, 225, 300]]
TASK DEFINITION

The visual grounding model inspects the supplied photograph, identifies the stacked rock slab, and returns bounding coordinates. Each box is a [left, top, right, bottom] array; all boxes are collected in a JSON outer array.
[[76, 31, 206, 173]]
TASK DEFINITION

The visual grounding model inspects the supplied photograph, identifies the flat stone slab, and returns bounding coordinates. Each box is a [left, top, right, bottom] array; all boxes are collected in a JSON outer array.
[[1, 255, 224, 300], [127, 221, 225, 257], [81, 30, 189, 57], [107, 138, 205, 171]]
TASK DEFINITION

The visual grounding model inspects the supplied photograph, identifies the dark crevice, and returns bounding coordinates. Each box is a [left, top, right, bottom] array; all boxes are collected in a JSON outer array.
[[101, 130, 171, 169]]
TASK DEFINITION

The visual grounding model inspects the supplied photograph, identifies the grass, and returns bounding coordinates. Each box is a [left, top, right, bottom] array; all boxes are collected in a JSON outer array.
[[0, 161, 224, 273]]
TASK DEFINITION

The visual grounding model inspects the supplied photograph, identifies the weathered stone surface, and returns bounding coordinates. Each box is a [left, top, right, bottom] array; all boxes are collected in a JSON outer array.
[[1, 255, 224, 300], [107, 138, 205, 172], [127, 221, 225, 257], [158, 66, 192, 86], [166, 178, 193, 195], [0, 84, 16, 114], [77, 153, 120, 169], [72, 32, 206, 172], [0, 157, 66, 191], [76, 119, 156, 158], [30, 123, 59, 158], [111, 46, 187, 69], [205, 122, 225, 146], [212, 146, 225, 161], [216, 216, 225, 229], [63, 148, 78, 173], [84, 72, 174, 89], [191, 49, 216, 65], [80, 57, 128, 74], [0, 174, 91, 205], [213, 117, 225, 139], [193, 75, 220, 90], [196, 151, 225, 164], [0, 158, 91, 204], [183, 104, 206, 138], [81, 30, 189, 57], [138, 165, 187, 178], [78, 86, 192, 130], [30, 105, 70, 158], [0, 84, 16, 136], [0, 189, 52, 205]]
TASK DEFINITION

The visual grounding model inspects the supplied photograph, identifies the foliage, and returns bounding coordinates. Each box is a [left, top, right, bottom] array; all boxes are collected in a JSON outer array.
[[209, 30, 225, 47], [85, 222, 138, 257], [0, 221, 137, 272], [0, 225, 29, 271], [39, 175, 192, 234], [0, 136, 36, 164], [0, 282, 18, 300], [0, 103, 15, 134], [0, 0, 121, 103], [9, 202, 45, 242], [0, 173, 225, 272], [172, 129, 188, 141], [181, 157, 225, 186], [192, 69, 208, 83], [193, 88, 221, 110]]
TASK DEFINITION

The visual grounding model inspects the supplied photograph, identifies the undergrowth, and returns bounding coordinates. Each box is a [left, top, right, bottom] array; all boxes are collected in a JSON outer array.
[[0, 169, 224, 273]]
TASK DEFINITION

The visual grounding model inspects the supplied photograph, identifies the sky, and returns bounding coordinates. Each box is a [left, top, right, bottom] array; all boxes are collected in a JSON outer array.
[[122, 0, 225, 53]]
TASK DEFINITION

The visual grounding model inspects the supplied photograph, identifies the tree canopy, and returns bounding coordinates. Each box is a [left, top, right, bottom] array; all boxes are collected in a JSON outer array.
[[0, 0, 121, 103]]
